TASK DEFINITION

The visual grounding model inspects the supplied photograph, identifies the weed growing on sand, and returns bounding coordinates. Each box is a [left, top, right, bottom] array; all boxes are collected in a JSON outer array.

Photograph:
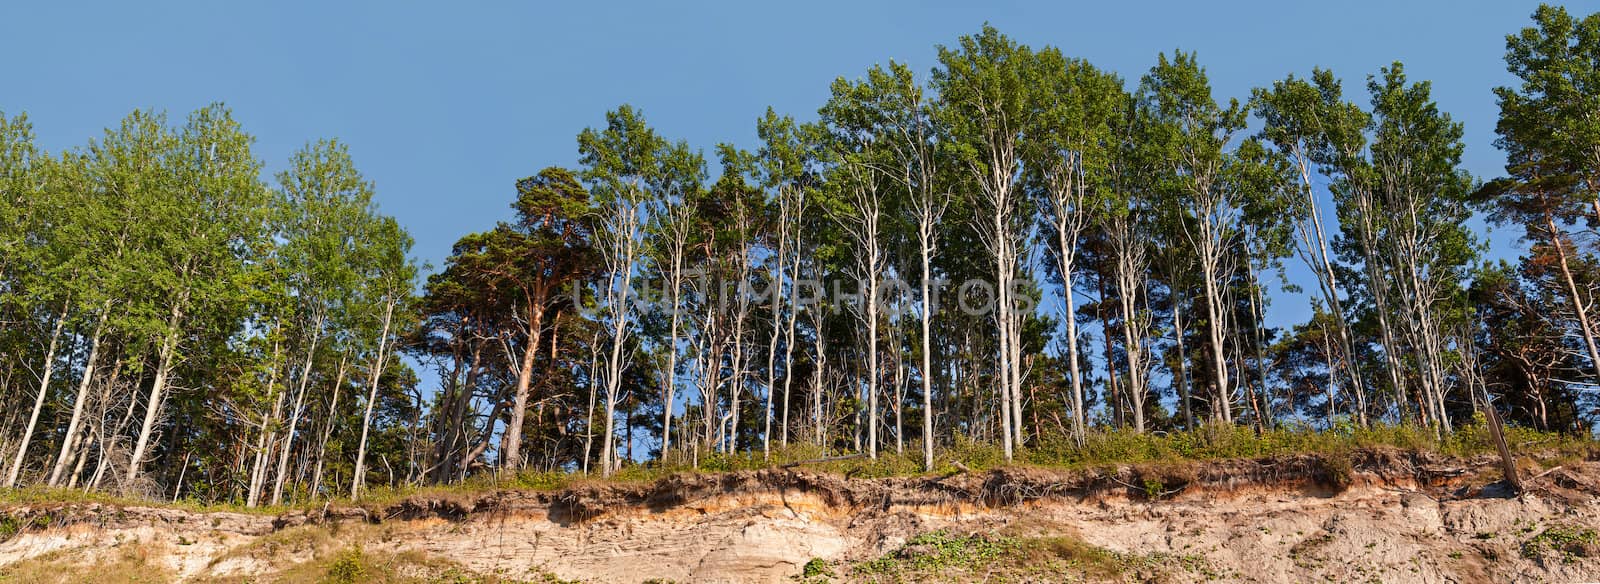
[[858, 530, 1019, 576], [800, 557, 834, 582], [847, 529, 1218, 582], [1522, 524, 1600, 564]]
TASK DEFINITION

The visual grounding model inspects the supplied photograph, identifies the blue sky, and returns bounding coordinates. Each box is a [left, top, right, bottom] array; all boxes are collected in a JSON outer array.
[[5, 0, 1596, 331]]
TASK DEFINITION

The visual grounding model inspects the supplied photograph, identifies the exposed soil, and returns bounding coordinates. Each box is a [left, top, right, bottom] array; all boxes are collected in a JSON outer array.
[[3, 447, 1599, 583]]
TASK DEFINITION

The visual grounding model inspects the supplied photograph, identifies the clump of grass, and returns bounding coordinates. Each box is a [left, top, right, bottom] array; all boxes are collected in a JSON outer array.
[[0, 541, 174, 584], [1319, 450, 1354, 492], [849, 529, 1160, 582]]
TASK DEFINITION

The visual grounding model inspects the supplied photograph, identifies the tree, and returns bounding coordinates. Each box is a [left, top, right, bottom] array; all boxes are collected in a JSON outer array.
[[127, 104, 273, 481], [578, 105, 693, 475], [1254, 69, 1370, 425], [1336, 64, 1477, 431], [1483, 5, 1600, 390], [754, 108, 813, 457], [933, 25, 1043, 459], [1026, 53, 1125, 437], [264, 139, 380, 505], [645, 139, 706, 459], [350, 216, 417, 499], [1140, 50, 1249, 423]]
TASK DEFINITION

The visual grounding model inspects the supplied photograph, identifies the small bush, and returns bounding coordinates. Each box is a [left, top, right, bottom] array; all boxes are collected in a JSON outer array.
[[325, 545, 368, 584], [801, 557, 833, 579], [1142, 478, 1165, 500], [1320, 451, 1354, 492], [0, 513, 18, 543]]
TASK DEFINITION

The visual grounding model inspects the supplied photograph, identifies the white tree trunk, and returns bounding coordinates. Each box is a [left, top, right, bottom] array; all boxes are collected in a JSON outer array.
[[271, 317, 323, 505], [5, 305, 67, 488], [127, 299, 185, 482], [350, 296, 395, 501], [48, 307, 107, 486]]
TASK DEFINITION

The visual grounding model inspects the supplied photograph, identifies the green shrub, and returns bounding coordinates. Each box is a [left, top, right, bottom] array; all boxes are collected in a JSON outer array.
[[0, 513, 18, 543], [802, 557, 834, 579], [325, 545, 368, 584]]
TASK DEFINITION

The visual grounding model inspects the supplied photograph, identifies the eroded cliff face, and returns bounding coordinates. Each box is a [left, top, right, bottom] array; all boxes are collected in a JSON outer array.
[[2, 449, 1598, 583]]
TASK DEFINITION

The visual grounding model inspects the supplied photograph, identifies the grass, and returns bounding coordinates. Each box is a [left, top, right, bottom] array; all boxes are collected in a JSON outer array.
[[201, 543, 571, 584], [575, 420, 1594, 484], [1, 421, 1592, 516], [854, 530, 1022, 581], [0, 538, 174, 584], [843, 528, 1216, 583]]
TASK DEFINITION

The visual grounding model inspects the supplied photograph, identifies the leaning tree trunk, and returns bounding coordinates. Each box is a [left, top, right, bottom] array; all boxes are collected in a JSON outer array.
[[128, 298, 186, 482], [271, 316, 324, 505], [1544, 208, 1600, 385], [350, 296, 395, 501], [48, 306, 108, 487], [502, 300, 546, 473], [6, 305, 68, 488]]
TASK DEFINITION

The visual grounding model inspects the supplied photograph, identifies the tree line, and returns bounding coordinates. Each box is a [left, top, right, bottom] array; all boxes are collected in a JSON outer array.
[[1, 5, 1596, 504]]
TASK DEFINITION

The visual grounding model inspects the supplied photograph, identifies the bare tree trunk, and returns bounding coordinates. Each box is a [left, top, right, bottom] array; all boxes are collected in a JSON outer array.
[[1290, 151, 1366, 427], [1198, 259, 1232, 423], [781, 226, 804, 449], [6, 304, 67, 488], [310, 356, 347, 499], [1172, 285, 1194, 430], [271, 315, 323, 505], [128, 298, 186, 481], [599, 197, 641, 477], [246, 348, 283, 508], [503, 301, 546, 473], [996, 214, 1014, 461], [49, 306, 107, 486], [811, 302, 828, 447], [660, 247, 685, 457], [351, 296, 396, 501], [1109, 210, 1151, 434], [763, 191, 792, 458], [583, 327, 601, 475], [917, 227, 938, 469], [1544, 208, 1600, 383], [65, 429, 92, 490]]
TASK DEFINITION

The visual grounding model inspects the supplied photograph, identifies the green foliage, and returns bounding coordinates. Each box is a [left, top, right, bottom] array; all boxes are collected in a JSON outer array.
[[0, 513, 17, 543], [801, 557, 834, 579], [326, 545, 369, 584], [859, 530, 1019, 575], [4, 13, 1600, 512], [1522, 524, 1600, 564]]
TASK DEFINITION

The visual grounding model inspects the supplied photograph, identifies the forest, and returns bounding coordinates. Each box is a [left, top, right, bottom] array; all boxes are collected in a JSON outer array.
[[0, 5, 1597, 507]]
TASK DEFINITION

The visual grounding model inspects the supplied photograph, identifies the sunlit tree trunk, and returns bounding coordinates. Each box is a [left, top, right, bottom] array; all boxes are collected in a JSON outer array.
[[6, 304, 67, 488], [48, 305, 108, 487], [351, 294, 396, 501]]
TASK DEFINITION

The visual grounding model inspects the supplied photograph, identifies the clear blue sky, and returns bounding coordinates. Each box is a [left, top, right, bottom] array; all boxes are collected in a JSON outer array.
[[5, 0, 1597, 328]]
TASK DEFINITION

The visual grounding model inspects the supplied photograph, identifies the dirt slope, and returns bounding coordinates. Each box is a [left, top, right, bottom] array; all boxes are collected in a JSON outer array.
[[2, 448, 1598, 583]]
